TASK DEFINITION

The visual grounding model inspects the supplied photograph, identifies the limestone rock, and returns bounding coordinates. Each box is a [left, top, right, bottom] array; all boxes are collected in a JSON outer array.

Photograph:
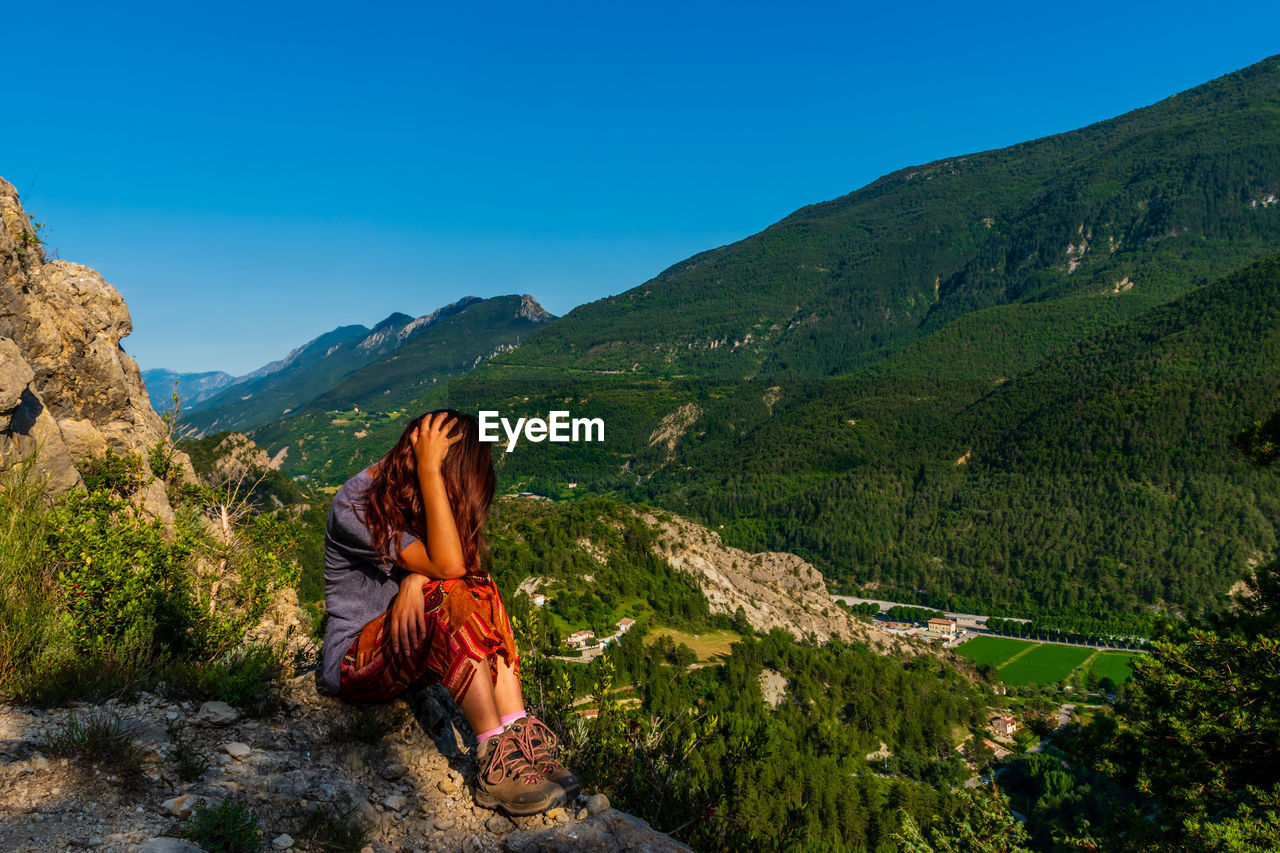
[[584, 792, 610, 816], [220, 741, 251, 758], [0, 176, 194, 517], [194, 701, 239, 726], [139, 839, 207, 853], [641, 509, 869, 644]]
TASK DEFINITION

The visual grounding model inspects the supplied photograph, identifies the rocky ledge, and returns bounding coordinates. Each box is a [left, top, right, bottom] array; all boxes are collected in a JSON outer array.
[[0, 672, 689, 852]]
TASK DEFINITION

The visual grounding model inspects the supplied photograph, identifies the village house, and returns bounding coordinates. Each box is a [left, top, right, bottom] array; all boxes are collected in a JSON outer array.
[[575, 708, 599, 720], [990, 714, 1017, 737], [531, 593, 546, 607], [927, 618, 957, 635], [616, 617, 636, 633], [565, 629, 595, 649]]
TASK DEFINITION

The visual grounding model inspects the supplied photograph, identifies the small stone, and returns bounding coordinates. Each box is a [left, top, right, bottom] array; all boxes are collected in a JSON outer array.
[[166, 711, 181, 721], [584, 792, 610, 815], [576, 808, 588, 820], [31, 756, 50, 771], [485, 814, 514, 834], [161, 795, 205, 819], [360, 848, 375, 853], [220, 742, 251, 759], [432, 816, 456, 831], [272, 833, 295, 850], [436, 779, 458, 796], [384, 794, 408, 810], [448, 769, 464, 786], [194, 701, 239, 726], [544, 807, 565, 820], [462, 836, 483, 853], [380, 762, 408, 781]]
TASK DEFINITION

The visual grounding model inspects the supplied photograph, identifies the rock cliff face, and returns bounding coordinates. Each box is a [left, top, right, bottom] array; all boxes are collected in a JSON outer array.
[[643, 510, 893, 649], [0, 177, 188, 520]]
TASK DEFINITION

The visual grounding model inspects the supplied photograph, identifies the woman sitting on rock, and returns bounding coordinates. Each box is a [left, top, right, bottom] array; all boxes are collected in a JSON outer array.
[[318, 409, 578, 816]]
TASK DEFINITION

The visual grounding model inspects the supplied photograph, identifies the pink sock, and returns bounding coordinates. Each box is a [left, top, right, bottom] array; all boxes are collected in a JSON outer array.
[[476, 725, 505, 746], [499, 709, 527, 728]]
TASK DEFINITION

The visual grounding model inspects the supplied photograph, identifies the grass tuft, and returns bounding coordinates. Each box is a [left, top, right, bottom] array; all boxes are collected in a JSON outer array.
[[45, 708, 148, 785], [183, 799, 263, 853]]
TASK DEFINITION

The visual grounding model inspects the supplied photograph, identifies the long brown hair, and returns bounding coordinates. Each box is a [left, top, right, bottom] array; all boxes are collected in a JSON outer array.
[[359, 409, 496, 575]]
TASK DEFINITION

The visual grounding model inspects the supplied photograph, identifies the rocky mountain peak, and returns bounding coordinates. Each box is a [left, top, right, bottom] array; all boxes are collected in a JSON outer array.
[[518, 294, 553, 322]]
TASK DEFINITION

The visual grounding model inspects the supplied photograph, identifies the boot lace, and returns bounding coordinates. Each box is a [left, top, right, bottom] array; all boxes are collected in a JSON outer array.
[[482, 729, 543, 786], [513, 716, 567, 774]]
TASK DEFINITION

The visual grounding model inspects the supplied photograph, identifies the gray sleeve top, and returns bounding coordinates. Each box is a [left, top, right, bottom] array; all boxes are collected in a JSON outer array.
[[318, 468, 424, 695]]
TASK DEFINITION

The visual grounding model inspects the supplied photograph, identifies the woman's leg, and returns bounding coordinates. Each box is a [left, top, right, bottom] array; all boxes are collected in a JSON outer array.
[[457, 657, 502, 735], [492, 653, 524, 718]]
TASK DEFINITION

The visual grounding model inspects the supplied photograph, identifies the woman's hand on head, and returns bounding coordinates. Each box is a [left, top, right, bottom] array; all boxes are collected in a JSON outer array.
[[390, 572, 429, 658], [410, 412, 462, 473]]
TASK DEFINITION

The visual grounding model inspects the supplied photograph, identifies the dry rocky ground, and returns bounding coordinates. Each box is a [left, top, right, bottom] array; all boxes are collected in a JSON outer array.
[[0, 671, 688, 853]]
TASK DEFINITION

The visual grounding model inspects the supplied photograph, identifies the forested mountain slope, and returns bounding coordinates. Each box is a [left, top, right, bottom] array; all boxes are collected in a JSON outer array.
[[658, 251, 1280, 618], [486, 55, 1280, 379]]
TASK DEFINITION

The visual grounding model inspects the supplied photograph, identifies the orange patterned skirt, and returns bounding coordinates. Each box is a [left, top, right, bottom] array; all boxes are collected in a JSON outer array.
[[338, 574, 520, 705]]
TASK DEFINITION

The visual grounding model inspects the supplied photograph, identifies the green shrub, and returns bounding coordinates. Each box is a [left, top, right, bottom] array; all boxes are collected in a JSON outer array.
[[0, 459, 58, 686], [77, 448, 149, 498], [182, 799, 263, 853], [160, 642, 286, 716], [1, 447, 304, 707], [45, 487, 199, 658]]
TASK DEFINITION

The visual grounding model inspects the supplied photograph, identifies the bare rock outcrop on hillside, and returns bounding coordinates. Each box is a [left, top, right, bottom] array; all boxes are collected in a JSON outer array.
[[642, 510, 887, 648], [0, 673, 690, 852], [0, 177, 191, 519]]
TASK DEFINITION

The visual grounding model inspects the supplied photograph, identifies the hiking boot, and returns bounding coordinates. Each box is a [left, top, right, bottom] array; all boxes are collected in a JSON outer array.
[[509, 716, 581, 800], [473, 727, 565, 816]]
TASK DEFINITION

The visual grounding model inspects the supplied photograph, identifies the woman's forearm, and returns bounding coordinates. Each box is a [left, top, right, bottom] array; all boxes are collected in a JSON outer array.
[[418, 467, 465, 573]]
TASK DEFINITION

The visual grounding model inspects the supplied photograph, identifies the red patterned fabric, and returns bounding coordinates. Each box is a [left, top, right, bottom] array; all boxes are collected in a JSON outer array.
[[338, 574, 520, 705]]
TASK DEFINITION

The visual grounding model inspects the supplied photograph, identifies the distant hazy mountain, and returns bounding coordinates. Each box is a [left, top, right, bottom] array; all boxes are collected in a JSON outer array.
[[246, 294, 556, 482], [180, 294, 554, 439], [141, 369, 237, 414]]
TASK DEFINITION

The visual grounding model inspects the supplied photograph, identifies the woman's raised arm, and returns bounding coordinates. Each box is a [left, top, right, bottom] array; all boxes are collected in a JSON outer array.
[[397, 411, 467, 579]]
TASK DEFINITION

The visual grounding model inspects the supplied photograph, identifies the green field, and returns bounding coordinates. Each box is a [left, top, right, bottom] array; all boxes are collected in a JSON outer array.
[[957, 636, 1039, 668], [998, 644, 1094, 685], [959, 637, 1142, 686], [644, 627, 741, 662], [1089, 652, 1142, 685]]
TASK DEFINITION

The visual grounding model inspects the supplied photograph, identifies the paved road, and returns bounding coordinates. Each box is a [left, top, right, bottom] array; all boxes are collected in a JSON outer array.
[[831, 595, 1031, 624]]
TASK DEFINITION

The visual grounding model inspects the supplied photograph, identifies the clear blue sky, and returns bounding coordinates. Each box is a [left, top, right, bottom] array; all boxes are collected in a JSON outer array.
[[4, 1, 1279, 374]]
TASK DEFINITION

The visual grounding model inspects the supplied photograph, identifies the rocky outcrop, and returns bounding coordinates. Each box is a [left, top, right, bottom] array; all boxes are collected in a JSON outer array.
[[643, 510, 889, 648], [206, 432, 273, 483], [517, 295, 553, 323], [0, 177, 191, 519], [0, 673, 690, 852]]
